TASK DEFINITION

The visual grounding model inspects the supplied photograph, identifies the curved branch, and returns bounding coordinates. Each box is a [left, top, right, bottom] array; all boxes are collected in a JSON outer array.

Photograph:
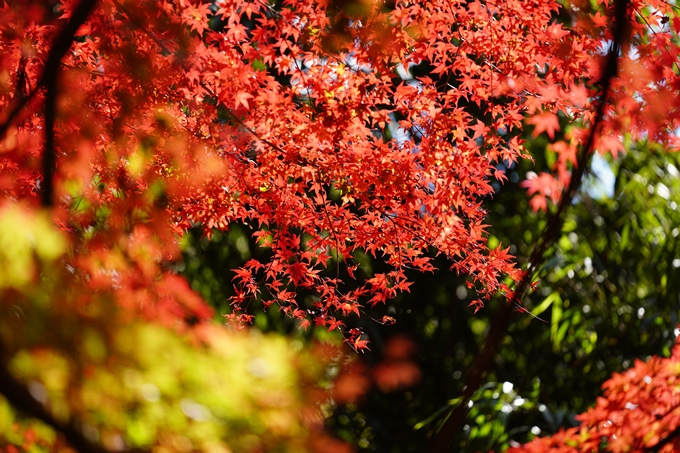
[[424, 1, 630, 451], [0, 356, 108, 453], [0, 0, 100, 206], [0, 347, 150, 453], [0, 0, 99, 139], [42, 66, 58, 207], [0, 1, 148, 452]]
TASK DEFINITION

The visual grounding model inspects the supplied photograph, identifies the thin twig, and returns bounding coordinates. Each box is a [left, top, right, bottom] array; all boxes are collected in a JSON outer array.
[[110, 0, 172, 54]]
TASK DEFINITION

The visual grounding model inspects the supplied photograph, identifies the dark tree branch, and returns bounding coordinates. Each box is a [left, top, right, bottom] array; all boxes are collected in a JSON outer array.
[[0, 0, 100, 205], [0, 0, 100, 140], [0, 351, 151, 453], [0, 1, 146, 451], [0, 80, 39, 142], [0, 355, 110, 453], [424, 1, 630, 451], [42, 68, 58, 207], [40, 0, 100, 206]]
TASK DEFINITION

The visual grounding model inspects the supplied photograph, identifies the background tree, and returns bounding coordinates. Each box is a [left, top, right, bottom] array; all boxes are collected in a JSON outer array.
[[178, 0, 680, 450], [184, 128, 680, 453]]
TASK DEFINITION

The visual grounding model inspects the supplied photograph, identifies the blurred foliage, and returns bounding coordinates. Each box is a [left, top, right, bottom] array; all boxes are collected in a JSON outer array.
[[0, 206, 334, 453], [181, 140, 680, 452], [7, 323, 324, 452]]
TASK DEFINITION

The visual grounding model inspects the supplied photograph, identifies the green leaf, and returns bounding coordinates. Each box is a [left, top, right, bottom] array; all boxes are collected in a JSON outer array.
[[550, 293, 563, 351], [252, 58, 266, 72], [532, 291, 560, 318]]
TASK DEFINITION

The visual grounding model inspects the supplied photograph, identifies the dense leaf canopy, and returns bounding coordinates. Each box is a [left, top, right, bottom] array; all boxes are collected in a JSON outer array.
[[1, 0, 680, 452]]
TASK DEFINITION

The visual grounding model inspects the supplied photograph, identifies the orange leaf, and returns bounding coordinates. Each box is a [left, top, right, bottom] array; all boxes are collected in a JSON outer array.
[[527, 112, 560, 140]]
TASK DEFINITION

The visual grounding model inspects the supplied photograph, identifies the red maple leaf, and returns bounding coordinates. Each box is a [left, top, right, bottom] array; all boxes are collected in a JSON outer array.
[[234, 91, 254, 110], [526, 112, 560, 139]]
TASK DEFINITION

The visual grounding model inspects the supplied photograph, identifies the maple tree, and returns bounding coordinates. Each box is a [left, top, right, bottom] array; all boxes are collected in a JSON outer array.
[[326, 137, 680, 452], [1, 0, 680, 451]]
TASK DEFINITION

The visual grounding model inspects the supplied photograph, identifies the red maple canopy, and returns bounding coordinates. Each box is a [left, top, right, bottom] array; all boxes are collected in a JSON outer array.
[[1, 0, 680, 450], [2, 0, 679, 346]]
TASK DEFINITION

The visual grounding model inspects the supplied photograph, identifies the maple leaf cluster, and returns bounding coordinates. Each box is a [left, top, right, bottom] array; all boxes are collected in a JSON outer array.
[[509, 339, 680, 453], [0, 0, 679, 451], [2, 0, 680, 351], [519, 0, 680, 212]]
